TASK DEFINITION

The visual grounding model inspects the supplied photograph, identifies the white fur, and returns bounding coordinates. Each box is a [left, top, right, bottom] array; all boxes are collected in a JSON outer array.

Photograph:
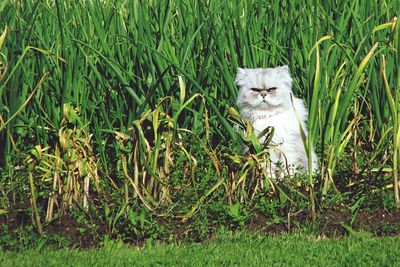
[[235, 66, 317, 176]]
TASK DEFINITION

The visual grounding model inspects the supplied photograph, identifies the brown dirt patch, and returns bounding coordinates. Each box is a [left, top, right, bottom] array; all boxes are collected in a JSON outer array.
[[1, 206, 400, 249]]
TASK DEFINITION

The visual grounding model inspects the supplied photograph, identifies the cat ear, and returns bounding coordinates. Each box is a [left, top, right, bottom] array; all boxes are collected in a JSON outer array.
[[280, 65, 290, 73], [235, 68, 247, 84], [237, 67, 246, 75]]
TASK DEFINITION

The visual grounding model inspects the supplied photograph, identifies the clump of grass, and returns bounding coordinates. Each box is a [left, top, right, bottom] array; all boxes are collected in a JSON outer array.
[[24, 103, 100, 224]]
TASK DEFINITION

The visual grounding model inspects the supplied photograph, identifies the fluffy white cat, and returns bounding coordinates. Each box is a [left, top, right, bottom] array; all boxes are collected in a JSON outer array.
[[235, 66, 317, 177]]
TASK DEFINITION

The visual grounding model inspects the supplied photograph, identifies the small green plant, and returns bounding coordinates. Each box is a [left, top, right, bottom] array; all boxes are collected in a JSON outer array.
[[228, 203, 249, 227]]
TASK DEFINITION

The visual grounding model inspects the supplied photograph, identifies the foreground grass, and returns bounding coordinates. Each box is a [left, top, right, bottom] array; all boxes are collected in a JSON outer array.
[[1, 233, 399, 266]]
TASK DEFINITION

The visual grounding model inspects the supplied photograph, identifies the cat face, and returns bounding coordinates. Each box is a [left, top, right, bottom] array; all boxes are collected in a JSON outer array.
[[235, 66, 293, 110]]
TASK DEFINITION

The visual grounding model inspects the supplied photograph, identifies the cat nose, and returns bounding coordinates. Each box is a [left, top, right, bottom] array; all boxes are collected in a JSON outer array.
[[261, 92, 267, 98]]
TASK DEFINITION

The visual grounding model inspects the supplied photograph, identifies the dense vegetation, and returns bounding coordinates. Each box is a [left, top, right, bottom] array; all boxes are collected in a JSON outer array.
[[0, 0, 399, 249]]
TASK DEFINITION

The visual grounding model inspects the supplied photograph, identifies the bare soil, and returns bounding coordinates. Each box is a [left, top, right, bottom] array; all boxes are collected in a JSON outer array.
[[1, 205, 399, 249]]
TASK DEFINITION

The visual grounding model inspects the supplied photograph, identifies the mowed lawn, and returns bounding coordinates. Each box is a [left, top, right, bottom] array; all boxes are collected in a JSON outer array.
[[1, 233, 399, 266]]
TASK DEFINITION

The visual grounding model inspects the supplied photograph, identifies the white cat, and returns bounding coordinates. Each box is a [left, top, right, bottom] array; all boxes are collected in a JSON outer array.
[[235, 66, 317, 177]]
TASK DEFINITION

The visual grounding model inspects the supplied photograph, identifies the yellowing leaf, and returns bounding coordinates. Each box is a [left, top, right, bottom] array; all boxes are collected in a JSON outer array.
[[0, 25, 8, 50], [228, 106, 241, 118], [178, 75, 186, 105]]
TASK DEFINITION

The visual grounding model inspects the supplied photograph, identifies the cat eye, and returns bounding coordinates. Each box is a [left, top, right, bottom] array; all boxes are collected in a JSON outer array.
[[250, 87, 277, 92]]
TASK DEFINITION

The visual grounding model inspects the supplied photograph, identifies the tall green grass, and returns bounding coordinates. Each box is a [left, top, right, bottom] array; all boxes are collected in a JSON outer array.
[[0, 0, 399, 221]]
